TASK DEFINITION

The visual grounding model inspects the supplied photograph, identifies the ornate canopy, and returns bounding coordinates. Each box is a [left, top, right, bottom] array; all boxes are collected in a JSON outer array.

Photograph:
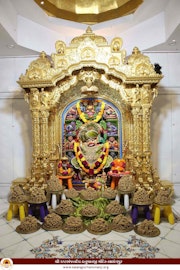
[[34, 0, 143, 24]]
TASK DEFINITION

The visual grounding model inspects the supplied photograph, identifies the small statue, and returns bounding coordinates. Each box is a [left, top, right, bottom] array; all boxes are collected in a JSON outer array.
[[58, 156, 71, 175], [107, 122, 118, 136], [57, 156, 73, 189], [103, 105, 117, 119], [108, 136, 119, 150], [154, 63, 162, 74], [65, 121, 76, 136], [108, 158, 128, 189], [66, 106, 77, 120], [65, 136, 75, 150]]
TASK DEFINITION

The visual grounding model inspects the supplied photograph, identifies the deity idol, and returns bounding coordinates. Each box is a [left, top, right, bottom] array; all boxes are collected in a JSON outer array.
[[71, 122, 113, 176]]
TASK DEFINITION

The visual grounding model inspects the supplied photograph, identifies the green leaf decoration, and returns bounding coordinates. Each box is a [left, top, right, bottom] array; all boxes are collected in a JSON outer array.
[[76, 120, 83, 130], [98, 135, 105, 144], [103, 133, 108, 141], [71, 157, 80, 169], [100, 120, 107, 130], [86, 130, 98, 138], [104, 155, 113, 168]]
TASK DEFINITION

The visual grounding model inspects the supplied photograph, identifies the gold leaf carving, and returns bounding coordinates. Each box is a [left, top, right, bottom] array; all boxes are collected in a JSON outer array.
[[17, 28, 164, 192]]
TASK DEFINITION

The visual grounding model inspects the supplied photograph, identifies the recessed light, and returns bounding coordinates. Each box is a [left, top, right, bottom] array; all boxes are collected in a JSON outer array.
[[7, 44, 15, 49], [168, 39, 176, 46], [40, 1, 44, 4]]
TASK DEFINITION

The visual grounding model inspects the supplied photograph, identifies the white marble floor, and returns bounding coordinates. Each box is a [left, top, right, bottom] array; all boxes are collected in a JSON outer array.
[[0, 198, 180, 260]]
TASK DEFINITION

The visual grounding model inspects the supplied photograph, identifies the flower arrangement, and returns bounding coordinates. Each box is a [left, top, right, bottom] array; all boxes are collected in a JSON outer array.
[[110, 158, 126, 173], [74, 141, 109, 175]]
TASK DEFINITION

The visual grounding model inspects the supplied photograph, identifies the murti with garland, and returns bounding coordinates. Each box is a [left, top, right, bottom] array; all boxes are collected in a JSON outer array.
[[71, 99, 116, 183], [62, 97, 127, 190]]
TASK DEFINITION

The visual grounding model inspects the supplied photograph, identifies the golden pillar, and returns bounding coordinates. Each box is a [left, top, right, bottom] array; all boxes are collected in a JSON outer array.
[[31, 110, 41, 157], [49, 109, 58, 158], [40, 109, 49, 158], [142, 105, 151, 153], [132, 105, 143, 155]]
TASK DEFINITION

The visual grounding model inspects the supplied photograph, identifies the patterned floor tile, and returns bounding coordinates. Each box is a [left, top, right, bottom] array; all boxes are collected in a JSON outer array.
[[173, 222, 180, 232], [0, 223, 14, 237], [0, 231, 23, 249], [0, 218, 7, 226], [26, 231, 53, 247], [0, 199, 8, 217], [6, 218, 21, 230], [156, 239, 180, 258], [48, 229, 79, 240], [2, 240, 34, 258], [19, 228, 47, 240], [63, 232, 96, 244], [164, 229, 180, 244]]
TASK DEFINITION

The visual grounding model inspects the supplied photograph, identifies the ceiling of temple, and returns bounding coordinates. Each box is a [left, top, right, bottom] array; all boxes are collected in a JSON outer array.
[[0, 0, 179, 57], [34, 0, 143, 24]]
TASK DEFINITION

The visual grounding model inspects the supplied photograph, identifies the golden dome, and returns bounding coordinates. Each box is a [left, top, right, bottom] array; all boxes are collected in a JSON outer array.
[[34, 0, 143, 24]]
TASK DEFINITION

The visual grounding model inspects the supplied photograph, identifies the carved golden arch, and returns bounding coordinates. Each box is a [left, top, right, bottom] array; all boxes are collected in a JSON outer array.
[[18, 27, 163, 188], [57, 75, 131, 156]]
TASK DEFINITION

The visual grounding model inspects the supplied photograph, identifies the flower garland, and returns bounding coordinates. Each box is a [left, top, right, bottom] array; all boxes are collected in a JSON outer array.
[[76, 100, 105, 123], [74, 141, 109, 175]]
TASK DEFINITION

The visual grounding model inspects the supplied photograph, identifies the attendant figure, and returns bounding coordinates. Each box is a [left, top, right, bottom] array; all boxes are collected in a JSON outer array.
[[103, 105, 117, 119], [65, 122, 76, 136], [65, 136, 75, 150], [107, 122, 118, 136], [66, 106, 77, 120], [108, 136, 119, 150], [57, 156, 73, 189]]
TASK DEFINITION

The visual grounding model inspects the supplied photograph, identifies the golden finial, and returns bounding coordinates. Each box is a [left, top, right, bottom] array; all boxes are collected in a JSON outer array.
[[86, 26, 93, 34]]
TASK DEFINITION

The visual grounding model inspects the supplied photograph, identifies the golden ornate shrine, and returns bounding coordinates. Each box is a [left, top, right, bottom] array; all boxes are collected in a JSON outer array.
[[18, 27, 163, 192]]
